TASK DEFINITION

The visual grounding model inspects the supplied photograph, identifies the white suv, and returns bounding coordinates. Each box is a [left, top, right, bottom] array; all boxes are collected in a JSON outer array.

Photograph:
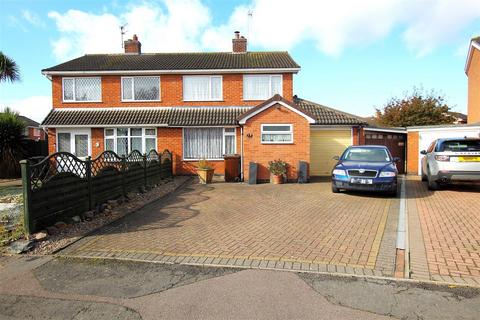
[[421, 138, 480, 190]]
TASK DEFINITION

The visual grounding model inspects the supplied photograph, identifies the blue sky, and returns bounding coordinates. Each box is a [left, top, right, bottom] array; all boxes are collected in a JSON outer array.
[[1, 0, 479, 122]]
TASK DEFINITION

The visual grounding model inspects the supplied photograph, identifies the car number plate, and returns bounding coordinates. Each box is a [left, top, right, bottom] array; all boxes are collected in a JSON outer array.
[[458, 157, 480, 162], [351, 178, 373, 184]]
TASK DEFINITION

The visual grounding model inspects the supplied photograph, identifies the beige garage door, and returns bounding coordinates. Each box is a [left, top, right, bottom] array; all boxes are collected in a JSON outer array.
[[310, 129, 352, 176]]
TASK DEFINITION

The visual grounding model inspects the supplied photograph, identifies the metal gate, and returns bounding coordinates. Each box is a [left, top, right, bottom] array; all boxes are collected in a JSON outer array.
[[364, 131, 406, 174]]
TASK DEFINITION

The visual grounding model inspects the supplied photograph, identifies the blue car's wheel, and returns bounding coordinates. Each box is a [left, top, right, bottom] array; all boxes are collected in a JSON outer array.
[[332, 184, 340, 193]]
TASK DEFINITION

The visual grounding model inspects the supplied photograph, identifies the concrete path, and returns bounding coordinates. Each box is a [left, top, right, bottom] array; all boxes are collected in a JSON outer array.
[[1, 256, 479, 319]]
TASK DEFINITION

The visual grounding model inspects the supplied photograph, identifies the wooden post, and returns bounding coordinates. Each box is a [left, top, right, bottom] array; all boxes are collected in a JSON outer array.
[[143, 153, 147, 188], [85, 156, 92, 210], [20, 160, 33, 234], [121, 156, 127, 198], [169, 151, 173, 178]]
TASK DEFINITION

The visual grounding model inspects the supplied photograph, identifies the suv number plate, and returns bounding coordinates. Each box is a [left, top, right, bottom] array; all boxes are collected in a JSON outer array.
[[351, 178, 373, 184]]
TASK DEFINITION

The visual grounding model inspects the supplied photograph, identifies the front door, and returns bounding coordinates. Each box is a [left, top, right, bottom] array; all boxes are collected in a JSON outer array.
[[74, 134, 89, 158], [57, 129, 91, 159]]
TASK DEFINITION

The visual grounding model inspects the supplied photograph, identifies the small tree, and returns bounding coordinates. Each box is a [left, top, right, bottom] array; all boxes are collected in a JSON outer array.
[[374, 87, 455, 127], [0, 52, 20, 83], [0, 108, 26, 178]]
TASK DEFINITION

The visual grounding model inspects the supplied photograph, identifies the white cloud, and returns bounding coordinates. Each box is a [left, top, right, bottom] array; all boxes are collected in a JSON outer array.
[[1, 96, 52, 123], [22, 10, 46, 28], [48, 0, 480, 60]]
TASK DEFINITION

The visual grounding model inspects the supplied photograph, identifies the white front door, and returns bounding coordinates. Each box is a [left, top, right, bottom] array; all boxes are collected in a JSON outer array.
[[57, 129, 92, 159]]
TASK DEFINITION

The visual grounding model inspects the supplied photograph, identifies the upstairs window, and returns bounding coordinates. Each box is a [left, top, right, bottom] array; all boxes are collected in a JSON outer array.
[[122, 76, 160, 101], [183, 76, 222, 101], [243, 75, 282, 100], [63, 77, 101, 102]]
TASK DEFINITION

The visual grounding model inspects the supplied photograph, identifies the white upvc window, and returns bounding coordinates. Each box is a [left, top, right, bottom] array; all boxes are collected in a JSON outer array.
[[62, 77, 101, 102], [243, 74, 282, 100], [183, 127, 236, 160], [183, 75, 223, 101], [261, 124, 293, 144], [121, 76, 160, 101], [104, 128, 157, 156]]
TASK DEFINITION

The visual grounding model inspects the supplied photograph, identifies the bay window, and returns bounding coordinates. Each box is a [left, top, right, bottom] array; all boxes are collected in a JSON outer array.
[[261, 124, 293, 144], [183, 127, 236, 160], [104, 128, 157, 156], [183, 76, 222, 101], [243, 75, 282, 100], [121, 76, 160, 101], [63, 77, 101, 102]]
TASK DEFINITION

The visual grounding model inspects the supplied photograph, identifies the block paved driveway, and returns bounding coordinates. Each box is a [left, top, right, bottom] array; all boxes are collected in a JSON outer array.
[[62, 178, 399, 276], [407, 177, 480, 285]]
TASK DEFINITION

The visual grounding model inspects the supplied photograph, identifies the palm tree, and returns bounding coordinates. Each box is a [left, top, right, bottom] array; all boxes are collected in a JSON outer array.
[[0, 51, 20, 83], [0, 108, 26, 178]]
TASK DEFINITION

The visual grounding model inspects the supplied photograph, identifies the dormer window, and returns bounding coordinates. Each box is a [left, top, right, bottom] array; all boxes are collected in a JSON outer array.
[[121, 76, 160, 101], [63, 77, 101, 102], [243, 75, 282, 100], [183, 75, 223, 101]]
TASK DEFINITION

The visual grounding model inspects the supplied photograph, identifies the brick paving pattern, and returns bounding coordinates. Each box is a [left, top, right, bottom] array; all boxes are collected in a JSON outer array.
[[408, 177, 480, 285], [61, 179, 399, 277]]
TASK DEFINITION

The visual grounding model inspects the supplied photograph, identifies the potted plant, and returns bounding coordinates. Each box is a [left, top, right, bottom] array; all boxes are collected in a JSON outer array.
[[197, 158, 214, 184], [268, 159, 287, 184]]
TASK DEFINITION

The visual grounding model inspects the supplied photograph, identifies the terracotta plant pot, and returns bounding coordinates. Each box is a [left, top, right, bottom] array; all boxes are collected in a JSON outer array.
[[197, 168, 214, 184], [272, 174, 283, 184]]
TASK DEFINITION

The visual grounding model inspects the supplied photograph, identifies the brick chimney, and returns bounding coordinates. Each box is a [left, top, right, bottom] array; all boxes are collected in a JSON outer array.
[[124, 34, 141, 54], [232, 31, 247, 53]]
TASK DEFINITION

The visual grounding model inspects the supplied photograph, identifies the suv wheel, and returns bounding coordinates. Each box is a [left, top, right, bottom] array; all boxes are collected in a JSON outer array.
[[427, 170, 439, 190]]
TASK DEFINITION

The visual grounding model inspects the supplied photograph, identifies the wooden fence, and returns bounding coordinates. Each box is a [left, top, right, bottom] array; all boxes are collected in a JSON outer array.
[[20, 149, 173, 234]]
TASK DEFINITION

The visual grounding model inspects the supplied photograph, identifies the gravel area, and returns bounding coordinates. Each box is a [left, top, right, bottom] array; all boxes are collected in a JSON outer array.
[[3, 176, 191, 256]]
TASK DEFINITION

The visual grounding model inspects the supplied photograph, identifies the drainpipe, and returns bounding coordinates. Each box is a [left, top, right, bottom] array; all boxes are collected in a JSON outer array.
[[240, 126, 244, 181]]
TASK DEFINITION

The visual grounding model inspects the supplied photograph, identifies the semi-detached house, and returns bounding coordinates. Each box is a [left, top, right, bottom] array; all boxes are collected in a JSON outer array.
[[41, 32, 366, 182]]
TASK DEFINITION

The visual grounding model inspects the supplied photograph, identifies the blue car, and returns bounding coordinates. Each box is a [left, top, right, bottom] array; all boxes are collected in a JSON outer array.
[[331, 145, 399, 196]]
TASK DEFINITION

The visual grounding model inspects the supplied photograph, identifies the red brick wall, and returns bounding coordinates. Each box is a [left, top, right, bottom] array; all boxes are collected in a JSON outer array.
[[352, 127, 364, 145], [47, 128, 56, 154], [467, 47, 480, 123], [242, 103, 310, 181], [91, 128, 104, 158], [52, 73, 294, 108], [407, 131, 419, 174]]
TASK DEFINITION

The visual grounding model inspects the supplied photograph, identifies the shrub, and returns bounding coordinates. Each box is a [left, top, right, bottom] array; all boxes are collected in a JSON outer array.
[[268, 159, 287, 176], [0, 108, 26, 178], [197, 158, 213, 170]]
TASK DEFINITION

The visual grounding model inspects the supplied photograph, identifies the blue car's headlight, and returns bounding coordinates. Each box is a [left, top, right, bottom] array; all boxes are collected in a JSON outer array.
[[332, 169, 347, 176], [379, 171, 396, 177]]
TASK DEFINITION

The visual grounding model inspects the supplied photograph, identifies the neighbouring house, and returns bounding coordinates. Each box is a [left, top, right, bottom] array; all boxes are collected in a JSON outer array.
[[19, 116, 46, 141], [466, 36, 480, 124], [446, 112, 467, 124], [40, 32, 366, 182]]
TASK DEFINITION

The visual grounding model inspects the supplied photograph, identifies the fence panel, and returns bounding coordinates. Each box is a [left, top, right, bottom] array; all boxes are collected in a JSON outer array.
[[26, 153, 89, 232], [21, 149, 174, 234], [125, 150, 145, 193], [91, 151, 124, 207]]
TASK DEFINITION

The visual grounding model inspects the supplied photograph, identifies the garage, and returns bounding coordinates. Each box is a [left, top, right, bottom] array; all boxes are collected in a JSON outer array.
[[407, 124, 480, 175], [310, 128, 352, 176], [364, 128, 407, 173]]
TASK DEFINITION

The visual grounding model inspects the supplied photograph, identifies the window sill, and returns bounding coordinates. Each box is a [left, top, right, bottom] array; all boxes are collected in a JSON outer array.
[[182, 100, 225, 102], [183, 159, 224, 162], [261, 142, 294, 145], [62, 100, 102, 103], [121, 100, 162, 102]]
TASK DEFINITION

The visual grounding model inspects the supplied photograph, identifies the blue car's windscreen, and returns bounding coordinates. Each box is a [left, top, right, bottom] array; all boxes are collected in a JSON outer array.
[[342, 148, 391, 162]]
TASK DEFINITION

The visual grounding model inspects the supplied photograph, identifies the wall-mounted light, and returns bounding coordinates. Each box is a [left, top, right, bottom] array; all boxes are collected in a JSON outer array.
[[95, 142, 100, 148]]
